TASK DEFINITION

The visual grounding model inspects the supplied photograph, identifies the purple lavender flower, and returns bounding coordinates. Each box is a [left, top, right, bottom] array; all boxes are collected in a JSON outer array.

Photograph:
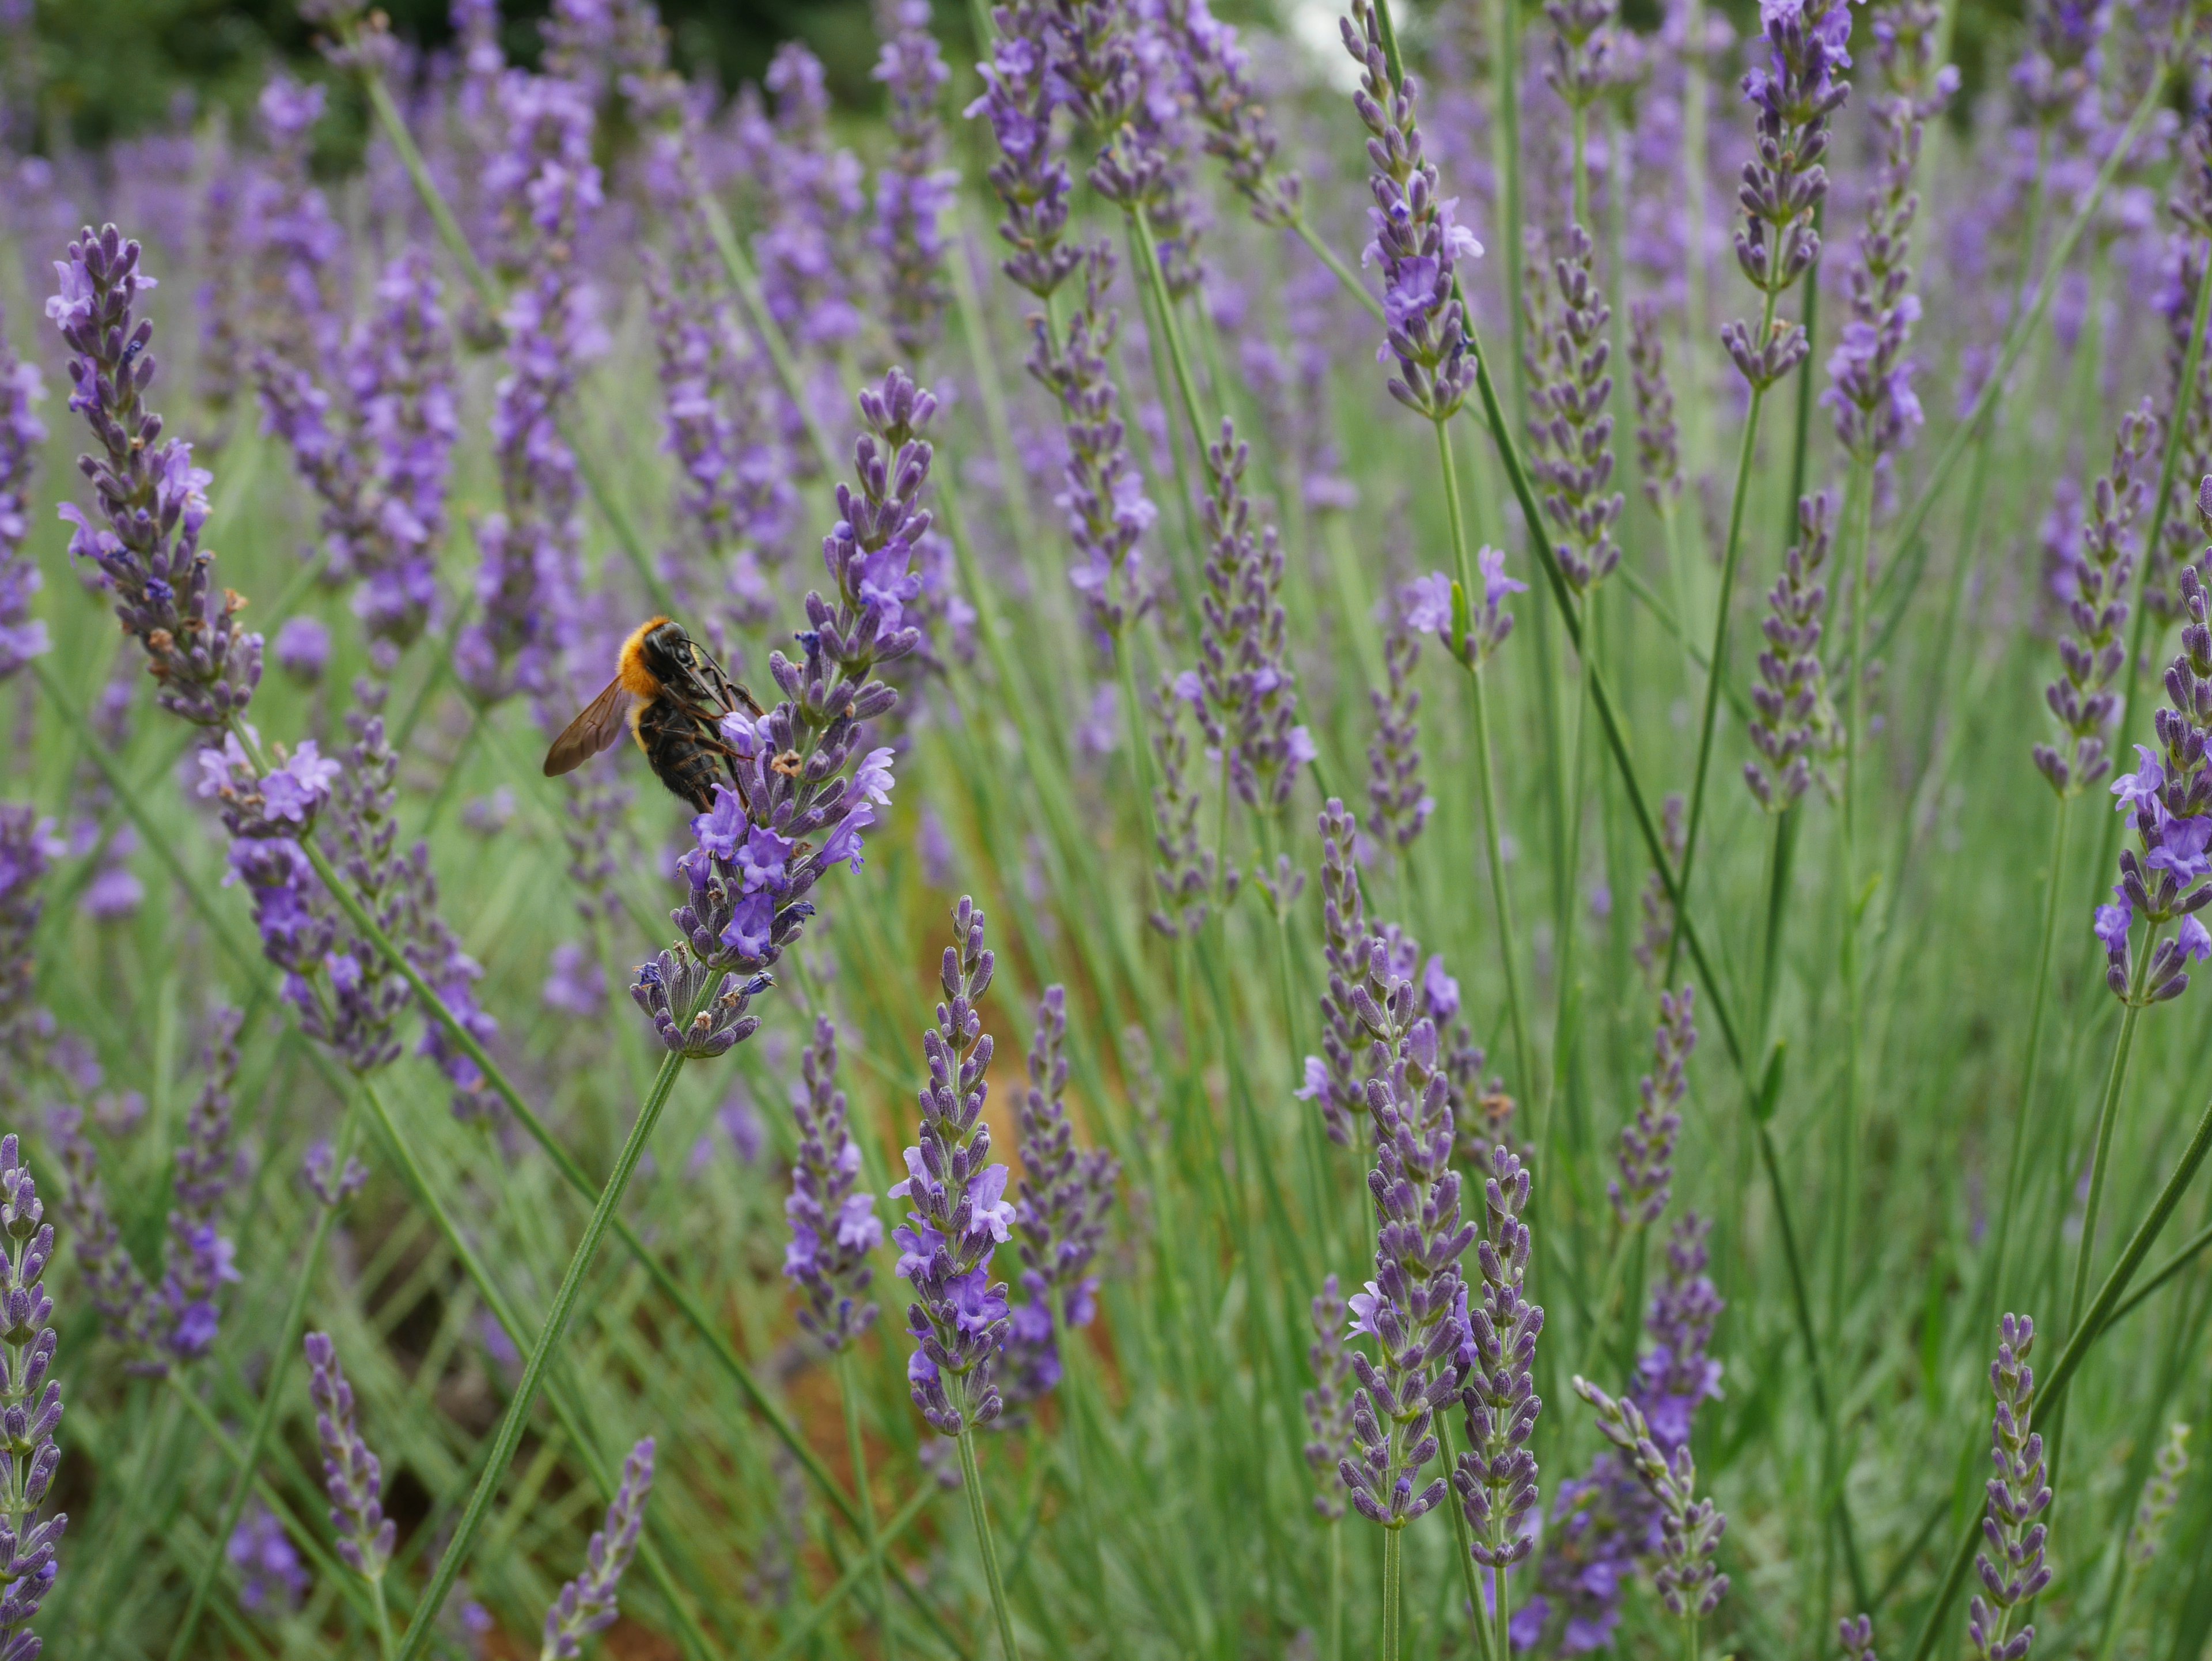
[[2035, 402, 2154, 796], [1173, 0, 1302, 228], [304, 1332, 397, 1581], [2010, 0, 2107, 127], [1636, 1213, 1725, 1456], [1402, 547, 1523, 668], [229, 1504, 310, 1615], [48, 226, 262, 727], [1182, 419, 1312, 813], [1525, 224, 1623, 594], [785, 1016, 881, 1350], [160, 1010, 241, 1362], [1745, 493, 1840, 811], [892, 898, 1012, 1436], [541, 1438, 656, 1660], [1824, 1, 1955, 462], [0, 808, 59, 1098], [1003, 986, 1119, 1405], [303, 1137, 369, 1207], [46, 1106, 161, 1365], [275, 617, 332, 685], [0, 1136, 64, 1659], [1721, 1, 1852, 389], [1340, 0, 1483, 421], [245, 76, 344, 384], [967, 2, 1081, 301], [2145, 123, 2212, 626], [1839, 1614, 1880, 1661], [1305, 1276, 1356, 1520], [755, 45, 866, 359], [2125, 1421, 2191, 1569], [1610, 989, 1695, 1229], [1633, 796, 1687, 985], [1571, 1376, 1730, 1624], [2100, 548, 2212, 1003], [1968, 1315, 2052, 1661], [1546, 0, 1623, 112], [1628, 301, 1681, 512], [1368, 602, 1431, 855], [1340, 942, 1474, 1530], [1456, 1143, 1544, 1590], [457, 74, 605, 706], [1302, 799, 1376, 1147], [1147, 677, 1232, 936], [873, 0, 956, 362], [0, 304, 47, 683]]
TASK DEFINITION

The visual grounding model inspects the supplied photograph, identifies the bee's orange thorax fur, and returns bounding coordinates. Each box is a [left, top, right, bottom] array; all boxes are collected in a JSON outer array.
[[617, 617, 670, 700]]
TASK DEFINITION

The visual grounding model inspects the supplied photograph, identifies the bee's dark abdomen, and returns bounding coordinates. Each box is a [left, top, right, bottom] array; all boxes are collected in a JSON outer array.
[[635, 697, 729, 812]]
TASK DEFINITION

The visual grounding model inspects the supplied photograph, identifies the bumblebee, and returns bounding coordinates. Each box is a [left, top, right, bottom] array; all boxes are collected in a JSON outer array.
[[543, 617, 762, 812]]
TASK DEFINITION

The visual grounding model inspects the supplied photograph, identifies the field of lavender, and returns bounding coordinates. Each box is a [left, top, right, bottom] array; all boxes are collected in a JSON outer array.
[[6, 0, 2212, 1656]]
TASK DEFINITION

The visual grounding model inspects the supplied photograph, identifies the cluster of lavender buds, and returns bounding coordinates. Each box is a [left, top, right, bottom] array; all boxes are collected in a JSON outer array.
[[1969, 1315, 2052, 1661], [1722, 1, 1852, 389], [46, 1107, 161, 1365], [305, 1333, 396, 1583], [633, 374, 929, 1052], [1571, 1376, 1729, 1625], [1004, 986, 1119, 1404], [2010, 0, 2107, 127], [892, 899, 1012, 1436], [261, 250, 459, 651], [968, 1, 1080, 301], [1178, 420, 1313, 813], [1366, 601, 1431, 855], [540, 1439, 656, 1661], [873, 0, 955, 362], [1305, 1276, 1355, 1520], [755, 46, 866, 363], [228, 1505, 309, 1615], [2100, 545, 2212, 1002], [1524, 225, 1623, 595], [2035, 403, 2154, 796], [784, 1016, 881, 1350], [1341, 0, 1482, 421], [0, 809, 56, 1096], [1627, 302, 1680, 512], [1609, 989, 1695, 1228], [1301, 799, 1376, 1147], [1825, 0, 1954, 463], [0, 1138, 62, 1661], [1637, 1214, 1726, 1452], [1745, 493, 1841, 811], [303, 1135, 369, 1208], [1839, 1613, 1880, 1661], [1544, 0, 1622, 113], [1339, 938, 1474, 1531], [49, 227, 262, 727], [1455, 1144, 1544, 1586], [160, 1011, 241, 1360], [1173, 0, 1302, 228], [1027, 246, 1156, 637], [1401, 546, 1524, 671], [245, 77, 343, 392], [1633, 795, 1687, 984], [2125, 1421, 2190, 1569], [0, 304, 46, 683], [1147, 679, 1233, 937], [458, 73, 605, 707], [2149, 119, 2212, 623]]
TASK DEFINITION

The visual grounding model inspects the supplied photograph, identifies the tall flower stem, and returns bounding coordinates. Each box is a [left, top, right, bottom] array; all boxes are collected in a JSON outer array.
[[840, 1353, 900, 1661], [1833, 458, 1877, 1341], [956, 1428, 1021, 1660], [1435, 1413, 1497, 1661], [1667, 287, 1782, 986], [1327, 1518, 1345, 1661], [1379, 1527, 1403, 1661], [165, 1107, 365, 1661]]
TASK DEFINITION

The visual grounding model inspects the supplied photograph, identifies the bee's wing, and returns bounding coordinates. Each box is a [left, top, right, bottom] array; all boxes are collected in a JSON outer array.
[[543, 679, 638, 777]]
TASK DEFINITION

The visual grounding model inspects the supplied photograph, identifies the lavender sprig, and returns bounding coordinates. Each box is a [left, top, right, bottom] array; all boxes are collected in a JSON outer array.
[[892, 898, 1012, 1436], [0, 304, 47, 683], [540, 1438, 655, 1661], [784, 1017, 881, 1351], [1455, 1142, 1544, 1587], [1403, 548, 1524, 669], [1305, 1276, 1355, 1520], [0, 810, 58, 1099], [2035, 402, 2154, 796], [1628, 301, 1681, 512], [304, 1332, 396, 1581], [873, 0, 956, 363], [967, 1, 1080, 301], [1301, 799, 1374, 1147], [1571, 1376, 1730, 1624], [1968, 1314, 2051, 1661], [48, 226, 262, 727], [1524, 224, 1623, 595], [2124, 1420, 2190, 1569], [1172, 0, 1302, 228], [0, 1137, 64, 1661], [1147, 678, 1232, 937], [160, 1009, 241, 1362], [1366, 601, 1431, 856], [44, 1106, 161, 1367], [1745, 493, 1841, 811], [1610, 988, 1696, 1229]]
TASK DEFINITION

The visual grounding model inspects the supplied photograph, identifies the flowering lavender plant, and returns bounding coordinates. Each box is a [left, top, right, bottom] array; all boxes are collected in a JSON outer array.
[[0, 305, 46, 684], [0, 1136, 64, 1661], [1745, 493, 1841, 811], [304, 1332, 396, 1582], [1969, 1315, 2052, 1661], [784, 1016, 881, 1350], [1611, 989, 1695, 1229], [540, 1438, 656, 1660]]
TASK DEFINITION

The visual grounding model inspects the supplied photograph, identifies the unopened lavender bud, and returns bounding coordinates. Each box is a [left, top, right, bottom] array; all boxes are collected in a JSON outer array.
[[304, 1332, 396, 1581], [540, 1439, 655, 1660]]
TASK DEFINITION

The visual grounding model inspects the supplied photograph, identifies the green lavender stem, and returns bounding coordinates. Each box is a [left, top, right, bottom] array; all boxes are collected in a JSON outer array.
[[1834, 459, 1877, 1341], [957, 1429, 1022, 1660], [1435, 1414, 1497, 1661], [1380, 1527, 1403, 1661], [840, 1352, 902, 1661]]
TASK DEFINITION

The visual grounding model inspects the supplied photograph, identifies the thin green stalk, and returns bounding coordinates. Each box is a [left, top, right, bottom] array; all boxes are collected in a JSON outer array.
[[1756, 807, 1798, 1046], [1380, 1527, 1404, 1661], [1834, 460, 1876, 1341], [957, 1429, 1022, 1661], [762, 1485, 937, 1661], [1435, 1414, 1495, 1661], [695, 191, 841, 477], [1131, 203, 1213, 449], [1327, 1520, 1345, 1661], [1469, 666, 1536, 1107], [1490, 1563, 1510, 1661], [392, 1041, 695, 1661], [1666, 290, 1781, 985], [164, 1107, 365, 1661], [1493, 0, 1526, 420], [1782, 207, 1823, 548], [369, 1573, 399, 1661], [839, 1352, 901, 1661], [2100, 1217, 2212, 1329], [1905, 1084, 2212, 1661]]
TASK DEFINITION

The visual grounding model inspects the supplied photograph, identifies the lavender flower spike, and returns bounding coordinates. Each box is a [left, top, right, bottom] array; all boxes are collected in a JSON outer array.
[[1968, 1315, 2051, 1661], [1524, 224, 1623, 595], [1745, 494, 1841, 811], [1455, 1145, 1544, 1586], [0, 1136, 66, 1661], [0, 304, 48, 683], [161, 1009, 241, 1362], [1367, 600, 1431, 855], [785, 1017, 881, 1350], [1574, 1377, 1729, 1624], [1610, 988, 1696, 1228], [0, 810, 59, 1099], [48, 226, 261, 725], [892, 898, 1012, 1436], [1838, 1614, 1880, 1661], [1305, 1276, 1356, 1519], [304, 1333, 396, 1581], [872, 0, 955, 363], [541, 1439, 656, 1661]]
